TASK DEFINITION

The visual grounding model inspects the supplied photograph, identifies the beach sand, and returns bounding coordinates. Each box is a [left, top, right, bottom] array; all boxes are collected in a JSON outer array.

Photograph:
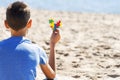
[[0, 7, 120, 80]]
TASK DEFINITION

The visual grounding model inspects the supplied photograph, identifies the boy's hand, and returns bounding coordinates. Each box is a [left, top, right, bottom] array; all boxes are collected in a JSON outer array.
[[50, 29, 60, 45]]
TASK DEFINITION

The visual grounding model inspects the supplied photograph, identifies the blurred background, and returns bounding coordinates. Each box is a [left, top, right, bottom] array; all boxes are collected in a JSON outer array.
[[0, 0, 120, 14]]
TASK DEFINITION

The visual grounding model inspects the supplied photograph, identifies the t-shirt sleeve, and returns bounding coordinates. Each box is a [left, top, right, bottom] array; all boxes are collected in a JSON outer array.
[[39, 48, 48, 65]]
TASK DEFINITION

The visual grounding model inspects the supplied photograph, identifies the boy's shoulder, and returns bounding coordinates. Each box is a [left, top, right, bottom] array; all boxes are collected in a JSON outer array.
[[0, 36, 34, 47], [0, 38, 9, 46], [0, 36, 45, 53]]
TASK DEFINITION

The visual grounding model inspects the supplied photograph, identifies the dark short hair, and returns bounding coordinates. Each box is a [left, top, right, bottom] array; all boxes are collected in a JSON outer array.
[[6, 1, 30, 31]]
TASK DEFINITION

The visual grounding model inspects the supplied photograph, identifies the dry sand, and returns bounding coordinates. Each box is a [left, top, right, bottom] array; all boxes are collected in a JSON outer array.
[[0, 7, 120, 80]]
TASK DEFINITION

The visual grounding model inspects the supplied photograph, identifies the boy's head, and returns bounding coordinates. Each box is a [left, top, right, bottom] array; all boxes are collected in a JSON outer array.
[[6, 1, 30, 31]]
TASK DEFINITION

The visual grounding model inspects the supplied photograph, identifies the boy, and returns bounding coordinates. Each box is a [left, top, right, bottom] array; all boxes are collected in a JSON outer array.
[[0, 1, 60, 80]]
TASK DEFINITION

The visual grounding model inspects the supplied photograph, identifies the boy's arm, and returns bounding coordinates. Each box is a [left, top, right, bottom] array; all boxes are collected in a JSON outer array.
[[49, 30, 60, 72], [40, 30, 60, 79]]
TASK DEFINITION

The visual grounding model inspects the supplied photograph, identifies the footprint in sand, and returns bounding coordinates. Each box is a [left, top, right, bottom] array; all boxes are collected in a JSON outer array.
[[79, 57, 84, 60], [98, 44, 111, 50], [72, 61, 77, 63], [56, 57, 60, 60], [72, 63, 80, 68], [45, 41, 49, 45], [32, 41, 36, 44], [72, 75, 80, 78], [114, 64, 120, 68], [57, 51, 64, 55], [113, 54, 120, 58], [108, 74, 120, 78], [57, 63, 64, 70], [64, 53, 69, 57], [75, 54, 81, 57]]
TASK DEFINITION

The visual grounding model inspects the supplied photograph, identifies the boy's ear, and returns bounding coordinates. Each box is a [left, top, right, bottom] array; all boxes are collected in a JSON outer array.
[[4, 20, 10, 29], [26, 19, 32, 28]]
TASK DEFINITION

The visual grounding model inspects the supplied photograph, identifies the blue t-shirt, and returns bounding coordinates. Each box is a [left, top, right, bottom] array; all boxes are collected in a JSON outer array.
[[0, 36, 48, 80]]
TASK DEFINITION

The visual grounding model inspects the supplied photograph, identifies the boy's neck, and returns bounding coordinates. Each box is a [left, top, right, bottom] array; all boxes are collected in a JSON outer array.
[[10, 28, 27, 37]]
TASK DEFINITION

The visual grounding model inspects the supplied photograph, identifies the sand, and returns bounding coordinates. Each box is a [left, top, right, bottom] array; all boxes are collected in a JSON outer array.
[[0, 7, 120, 80]]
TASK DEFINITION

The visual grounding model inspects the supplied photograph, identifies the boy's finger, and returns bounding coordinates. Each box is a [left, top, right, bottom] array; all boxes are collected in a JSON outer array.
[[53, 29, 59, 35]]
